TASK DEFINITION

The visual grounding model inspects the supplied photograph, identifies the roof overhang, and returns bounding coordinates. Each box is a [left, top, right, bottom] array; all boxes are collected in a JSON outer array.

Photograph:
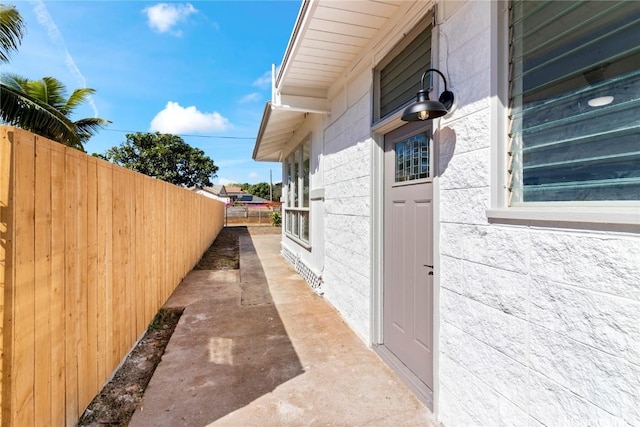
[[253, 0, 404, 162], [253, 102, 308, 162]]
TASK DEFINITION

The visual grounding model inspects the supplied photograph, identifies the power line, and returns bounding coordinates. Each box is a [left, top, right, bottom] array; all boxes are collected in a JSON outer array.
[[102, 128, 255, 140]]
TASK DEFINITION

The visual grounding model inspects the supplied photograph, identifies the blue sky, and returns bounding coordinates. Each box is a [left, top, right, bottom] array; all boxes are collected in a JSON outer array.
[[4, 0, 301, 185]]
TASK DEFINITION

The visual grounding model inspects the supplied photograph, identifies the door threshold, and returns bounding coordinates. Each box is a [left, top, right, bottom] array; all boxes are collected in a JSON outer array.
[[375, 344, 433, 410]]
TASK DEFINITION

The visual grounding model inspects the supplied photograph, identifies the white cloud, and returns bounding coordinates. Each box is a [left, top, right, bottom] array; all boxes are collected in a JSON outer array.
[[32, 1, 99, 117], [252, 71, 272, 89], [143, 3, 197, 35], [218, 178, 233, 185], [239, 92, 261, 104], [149, 101, 229, 134], [248, 172, 259, 180]]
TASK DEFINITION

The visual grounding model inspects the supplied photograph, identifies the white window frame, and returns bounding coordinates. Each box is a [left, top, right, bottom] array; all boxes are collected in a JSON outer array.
[[284, 138, 311, 247], [486, 0, 640, 226]]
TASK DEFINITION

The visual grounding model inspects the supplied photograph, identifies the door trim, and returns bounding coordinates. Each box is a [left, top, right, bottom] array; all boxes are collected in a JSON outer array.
[[370, 113, 404, 346]]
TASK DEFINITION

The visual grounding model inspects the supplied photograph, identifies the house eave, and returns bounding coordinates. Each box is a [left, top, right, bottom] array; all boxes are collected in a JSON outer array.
[[253, 0, 407, 162], [253, 101, 329, 162]]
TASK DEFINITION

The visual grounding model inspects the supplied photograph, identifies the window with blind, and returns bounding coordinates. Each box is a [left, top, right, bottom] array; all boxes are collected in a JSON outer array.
[[284, 139, 310, 245], [374, 14, 433, 122], [508, 0, 640, 204]]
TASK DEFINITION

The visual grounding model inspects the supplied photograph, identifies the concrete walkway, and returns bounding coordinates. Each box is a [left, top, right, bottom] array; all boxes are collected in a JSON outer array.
[[129, 228, 436, 426]]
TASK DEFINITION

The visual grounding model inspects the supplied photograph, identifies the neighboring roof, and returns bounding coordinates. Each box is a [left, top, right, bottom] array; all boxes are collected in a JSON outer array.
[[225, 186, 245, 194], [253, 0, 404, 162], [202, 185, 226, 196]]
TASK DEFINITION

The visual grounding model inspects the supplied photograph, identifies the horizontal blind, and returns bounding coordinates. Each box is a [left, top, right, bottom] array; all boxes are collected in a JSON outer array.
[[508, 0, 640, 203], [378, 23, 432, 119]]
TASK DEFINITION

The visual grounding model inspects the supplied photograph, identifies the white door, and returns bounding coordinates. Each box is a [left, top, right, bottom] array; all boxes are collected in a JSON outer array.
[[382, 121, 434, 404]]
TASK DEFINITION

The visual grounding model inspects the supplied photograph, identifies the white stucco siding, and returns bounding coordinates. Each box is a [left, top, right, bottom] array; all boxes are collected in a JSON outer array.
[[436, 1, 640, 426], [322, 92, 373, 342]]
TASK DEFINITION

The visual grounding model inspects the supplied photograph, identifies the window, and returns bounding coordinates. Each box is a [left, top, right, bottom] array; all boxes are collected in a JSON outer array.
[[373, 14, 433, 123], [508, 1, 640, 204], [284, 139, 310, 244]]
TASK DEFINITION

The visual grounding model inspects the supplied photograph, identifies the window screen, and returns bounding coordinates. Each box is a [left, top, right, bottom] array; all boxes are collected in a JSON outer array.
[[374, 15, 433, 121], [508, 1, 640, 203]]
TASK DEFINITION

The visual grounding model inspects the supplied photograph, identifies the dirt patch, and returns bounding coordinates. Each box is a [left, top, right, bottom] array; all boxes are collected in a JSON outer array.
[[77, 308, 183, 427], [194, 226, 241, 270], [77, 226, 259, 426], [194, 226, 281, 269]]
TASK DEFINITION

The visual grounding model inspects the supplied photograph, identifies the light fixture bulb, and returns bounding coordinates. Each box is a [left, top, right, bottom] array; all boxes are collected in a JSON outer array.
[[588, 96, 614, 107], [418, 110, 429, 120]]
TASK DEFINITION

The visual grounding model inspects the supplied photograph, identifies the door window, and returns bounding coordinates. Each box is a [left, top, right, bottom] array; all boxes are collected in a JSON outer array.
[[395, 131, 430, 182]]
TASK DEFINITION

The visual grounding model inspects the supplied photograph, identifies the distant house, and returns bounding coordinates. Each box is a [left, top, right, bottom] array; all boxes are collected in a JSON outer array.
[[191, 185, 247, 205], [252, 0, 640, 425], [224, 186, 249, 204], [191, 185, 273, 208]]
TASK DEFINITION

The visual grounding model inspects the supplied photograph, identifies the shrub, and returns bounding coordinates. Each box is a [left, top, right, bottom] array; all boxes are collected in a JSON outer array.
[[269, 211, 282, 226]]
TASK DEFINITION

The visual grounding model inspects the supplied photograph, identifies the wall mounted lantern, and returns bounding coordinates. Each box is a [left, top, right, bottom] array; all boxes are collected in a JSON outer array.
[[401, 68, 455, 122]]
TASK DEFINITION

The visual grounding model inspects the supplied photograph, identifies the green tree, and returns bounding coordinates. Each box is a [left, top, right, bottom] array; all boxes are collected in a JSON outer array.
[[272, 182, 282, 201], [104, 132, 219, 187], [247, 182, 271, 200], [1, 74, 109, 151], [0, 3, 25, 63]]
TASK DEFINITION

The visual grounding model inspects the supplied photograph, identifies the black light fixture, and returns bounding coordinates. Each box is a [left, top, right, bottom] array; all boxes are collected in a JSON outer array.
[[402, 68, 454, 122]]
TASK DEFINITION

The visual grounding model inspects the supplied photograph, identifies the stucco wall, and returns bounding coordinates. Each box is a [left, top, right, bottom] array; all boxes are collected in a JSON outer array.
[[322, 92, 373, 342], [436, 2, 640, 425]]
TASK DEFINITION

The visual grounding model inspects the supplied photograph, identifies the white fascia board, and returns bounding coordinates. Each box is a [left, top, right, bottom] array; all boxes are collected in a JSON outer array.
[[253, 102, 274, 161], [276, 0, 318, 89], [254, 102, 312, 162]]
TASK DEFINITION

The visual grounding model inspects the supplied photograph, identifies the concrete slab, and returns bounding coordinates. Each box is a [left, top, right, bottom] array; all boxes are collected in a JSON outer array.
[[129, 228, 436, 426]]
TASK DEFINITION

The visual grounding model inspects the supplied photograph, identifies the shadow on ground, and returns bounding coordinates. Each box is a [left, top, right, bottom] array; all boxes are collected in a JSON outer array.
[[129, 227, 303, 426]]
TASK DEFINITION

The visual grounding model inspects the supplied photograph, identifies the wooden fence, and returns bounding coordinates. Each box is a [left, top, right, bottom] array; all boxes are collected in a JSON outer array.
[[0, 126, 225, 426]]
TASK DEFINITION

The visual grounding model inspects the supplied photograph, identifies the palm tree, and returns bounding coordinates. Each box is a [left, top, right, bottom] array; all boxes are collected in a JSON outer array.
[[0, 5, 108, 150], [0, 3, 25, 63], [1, 74, 109, 151]]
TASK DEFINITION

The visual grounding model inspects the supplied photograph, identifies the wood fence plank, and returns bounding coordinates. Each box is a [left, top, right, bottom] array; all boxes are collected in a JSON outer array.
[[143, 178, 153, 326], [0, 127, 15, 426], [134, 176, 145, 332], [34, 136, 52, 427], [150, 181, 160, 316], [166, 187, 172, 300], [84, 157, 99, 408], [75, 152, 90, 415], [111, 168, 123, 368], [13, 131, 36, 427], [49, 142, 66, 426], [124, 171, 134, 348], [96, 161, 113, 380], [64, 148, 79, 425]]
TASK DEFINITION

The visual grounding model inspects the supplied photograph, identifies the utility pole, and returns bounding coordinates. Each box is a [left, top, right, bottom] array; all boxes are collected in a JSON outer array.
[[269, 169, 273, 201]]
